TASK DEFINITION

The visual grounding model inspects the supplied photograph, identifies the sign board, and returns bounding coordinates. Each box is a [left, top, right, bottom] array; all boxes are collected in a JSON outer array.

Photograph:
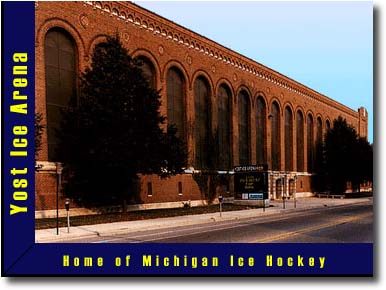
[[249, 193, 264, 200], [234, 164, 268, 199]]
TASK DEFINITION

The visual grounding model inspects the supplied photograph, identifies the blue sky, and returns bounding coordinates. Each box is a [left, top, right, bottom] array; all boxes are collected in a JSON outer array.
[[135, 1, 373, 142]]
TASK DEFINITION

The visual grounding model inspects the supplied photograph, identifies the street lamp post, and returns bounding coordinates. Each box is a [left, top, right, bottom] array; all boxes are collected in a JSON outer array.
[[55, 162, 63, 235], [294, 175, 297, 208], [282, 176, 285, 209]]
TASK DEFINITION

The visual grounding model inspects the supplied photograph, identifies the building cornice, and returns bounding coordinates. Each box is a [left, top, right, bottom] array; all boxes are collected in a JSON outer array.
[[84, 1, 358, 118]]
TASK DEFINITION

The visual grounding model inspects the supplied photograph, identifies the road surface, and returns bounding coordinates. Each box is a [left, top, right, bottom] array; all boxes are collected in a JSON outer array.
[[60, 200, 373, 243]]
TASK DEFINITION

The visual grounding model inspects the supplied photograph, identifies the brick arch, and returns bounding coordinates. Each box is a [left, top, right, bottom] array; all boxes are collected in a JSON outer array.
[[235, 85, 252, 108], [36, 18, 86, 58], [216, 81, 234, 170], [325, 117, 332, 130], [131, 48, 162, 85], [237, 87, 252, 166], [306, 111, 315, 173], [269, 98, 282, 116], [296, 109, 305, 172], [162, 60, 190, 85], [306, 110, 315, 121], [295, 106, 306, 124], [252, 91, 268, 108], [283, 102, 296, 120], [215, 78, 235, 100], [255, 94, 268, 165], [36, 19, 85, 161], [270, 100, 281, 171], [284, 105, 294, 171], [87, 34, 109, 56], [191, 69, 215, 94]]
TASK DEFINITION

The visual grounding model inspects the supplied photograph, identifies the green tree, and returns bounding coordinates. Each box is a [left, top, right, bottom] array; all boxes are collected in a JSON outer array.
[[324, 116, 372, 193], [57, 35, 186, 207]]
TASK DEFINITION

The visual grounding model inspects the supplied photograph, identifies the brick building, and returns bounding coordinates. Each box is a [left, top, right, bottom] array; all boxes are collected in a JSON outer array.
[[35, 1, 368, 211]]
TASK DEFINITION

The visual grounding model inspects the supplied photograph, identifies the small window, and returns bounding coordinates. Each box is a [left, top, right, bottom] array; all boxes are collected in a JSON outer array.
[[300, 181, 303, 189], [178, 182, 183, 195], [147, 182, 153, 196]]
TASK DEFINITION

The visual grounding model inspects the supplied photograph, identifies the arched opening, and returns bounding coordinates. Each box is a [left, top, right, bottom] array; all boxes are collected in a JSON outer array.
[[285, 106, 293, 171], [217, 84, 232, 169], [271, 101, 281, 171], [296, 111, 304, 172], [307, 114, 314, 173], [45, 28, 78, 161], [255, 96, 267, 164], [194, 76, 211, 169], [326, 119, 331, 132], [135, 56, 156, 89], [238, 90, 250, 165], [315, 117, 323, 172], [166, 67, 186, 140]]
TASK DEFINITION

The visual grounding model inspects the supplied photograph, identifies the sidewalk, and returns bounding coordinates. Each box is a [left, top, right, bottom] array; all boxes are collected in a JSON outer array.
[[35, 196, 372, 243]]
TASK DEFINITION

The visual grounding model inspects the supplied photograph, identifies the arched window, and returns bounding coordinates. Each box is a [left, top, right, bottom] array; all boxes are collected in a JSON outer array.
[[307, 114, 314, 172], [326, 119, 331, 132], [255, 97, 267, 164], [167, 67, 185, 140], [45, 28, 77, 161], [285, 106, 293, 171], [296, 111, 304, 172], [136, 56, 155, 89], [271, 102, 281, 171], [238, 90, 250, 165], [316, 117, 323, 144], [194, 76, 211, 169], [315, 117, 323, 172], [217, 84, 232, 169]]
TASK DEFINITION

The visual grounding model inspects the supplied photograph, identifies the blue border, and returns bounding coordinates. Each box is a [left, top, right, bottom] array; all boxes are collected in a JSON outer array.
[[1, 1, 373, 277], [2, 1, 35, 276]]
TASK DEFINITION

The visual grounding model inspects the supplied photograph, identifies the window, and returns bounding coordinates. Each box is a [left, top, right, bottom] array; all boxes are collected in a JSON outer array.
[[271, 102, 281, 171], [255, 97, 267, 164], [296, 111, 304, 172], [45, 28, 77, 161], [307, 114, 314, 172], [217, 84, 232, 169], [315, 117, 323, 172], [147, 182, 153, 196], [136, 56, 155, 89], [178, 181, 183, 195], [238, 90, 250, 165], [194, 76, 211, 169], [167, 67, 185, 140], [285, 106, 293, 171]]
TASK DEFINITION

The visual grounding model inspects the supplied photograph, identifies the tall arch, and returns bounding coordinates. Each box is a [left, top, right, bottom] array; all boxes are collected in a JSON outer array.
[[45, 28, 78, 161], [307, 113, 314, 172], [296, 110, 304, 172], [238, 90, 251, 165], [284, 106, 293, 171], [326, 119, 331, 132], [166, 67, 186, 140], [194, 76, 211, 169], [255, 96, 267, 164], [217, 84, 232, 169], [135, 55, 156, 89], [315, 116, 323, 172], [271, 101, 281, 171]]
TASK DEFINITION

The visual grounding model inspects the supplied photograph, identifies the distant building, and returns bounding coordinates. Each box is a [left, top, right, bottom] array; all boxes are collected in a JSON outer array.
[[35, 1, 368, 211]]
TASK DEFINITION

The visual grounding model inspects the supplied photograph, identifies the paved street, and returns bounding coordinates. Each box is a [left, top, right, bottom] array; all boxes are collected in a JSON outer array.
[[40, 198, 373, 243]]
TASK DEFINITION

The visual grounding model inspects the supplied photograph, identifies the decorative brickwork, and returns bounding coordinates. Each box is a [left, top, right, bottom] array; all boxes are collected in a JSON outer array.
[[35, 2, 368, 210]]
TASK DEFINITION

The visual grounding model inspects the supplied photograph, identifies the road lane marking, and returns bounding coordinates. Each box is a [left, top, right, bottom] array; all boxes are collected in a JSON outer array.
[[251, 212, 373, 243], [92, 210, 372, 243]]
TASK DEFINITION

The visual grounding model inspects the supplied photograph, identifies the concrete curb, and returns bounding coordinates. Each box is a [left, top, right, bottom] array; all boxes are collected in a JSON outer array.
[[35, 197, 372, 243]]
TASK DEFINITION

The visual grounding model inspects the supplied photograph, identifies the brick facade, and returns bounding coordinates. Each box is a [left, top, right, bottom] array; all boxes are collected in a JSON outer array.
[[35, 1, 368, 210]]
